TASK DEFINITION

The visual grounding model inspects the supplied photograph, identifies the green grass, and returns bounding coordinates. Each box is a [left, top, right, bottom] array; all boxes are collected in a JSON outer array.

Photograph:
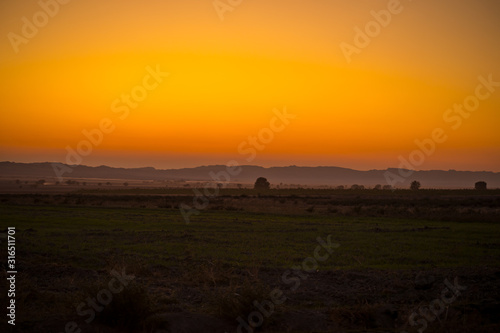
[[1, 203, 499, 271]]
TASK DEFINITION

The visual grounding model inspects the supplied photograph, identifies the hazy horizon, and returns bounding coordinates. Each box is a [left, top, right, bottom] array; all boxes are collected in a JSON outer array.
[[2, 159, 500, 173]]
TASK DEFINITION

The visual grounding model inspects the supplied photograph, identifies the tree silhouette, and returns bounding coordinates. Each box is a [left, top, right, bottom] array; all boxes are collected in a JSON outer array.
[[475, 181, 487, 190], [410, 180, 421, 191], [254, 177, 270, 190]]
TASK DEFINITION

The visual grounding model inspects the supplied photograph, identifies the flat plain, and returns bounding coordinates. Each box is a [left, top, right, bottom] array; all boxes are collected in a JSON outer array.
[[0, 188, 499, 332]]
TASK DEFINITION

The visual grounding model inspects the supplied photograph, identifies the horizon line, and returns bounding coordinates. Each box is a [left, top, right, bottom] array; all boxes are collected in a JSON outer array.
[[1, 160, 498, 174]]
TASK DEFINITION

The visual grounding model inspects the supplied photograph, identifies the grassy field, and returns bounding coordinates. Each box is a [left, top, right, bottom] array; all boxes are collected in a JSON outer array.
[[2, 204, 499, 270], [0, 190, 499, 332]]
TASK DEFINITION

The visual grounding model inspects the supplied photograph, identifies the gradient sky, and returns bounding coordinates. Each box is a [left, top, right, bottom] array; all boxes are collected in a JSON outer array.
[[1, 0, 499, 171]]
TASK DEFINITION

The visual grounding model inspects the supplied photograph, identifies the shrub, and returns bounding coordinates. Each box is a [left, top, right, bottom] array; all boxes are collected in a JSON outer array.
[[410, 181, 421, 191], [475, 181, 487, 190]]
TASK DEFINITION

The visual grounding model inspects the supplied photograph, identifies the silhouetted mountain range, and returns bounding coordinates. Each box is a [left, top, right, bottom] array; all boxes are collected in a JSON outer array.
[[1, 162, 499, 188]]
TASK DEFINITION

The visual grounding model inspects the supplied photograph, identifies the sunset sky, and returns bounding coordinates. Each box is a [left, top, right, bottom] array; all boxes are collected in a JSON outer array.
[[1, 0, 499, 171]]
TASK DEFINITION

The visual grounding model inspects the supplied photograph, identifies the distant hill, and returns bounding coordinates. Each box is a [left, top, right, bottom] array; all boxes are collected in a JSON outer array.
[[0, 161, 499, 188]]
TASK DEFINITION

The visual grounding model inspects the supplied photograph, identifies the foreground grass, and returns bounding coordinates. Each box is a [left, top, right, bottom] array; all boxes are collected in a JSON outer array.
[[1, 204, 499, 270], [1, 202, 499, 332]]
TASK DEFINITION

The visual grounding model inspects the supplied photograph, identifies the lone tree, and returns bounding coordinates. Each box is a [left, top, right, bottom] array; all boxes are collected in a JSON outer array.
[[475, 181, 487, 190], [410, 180, 421, 191], [254, 177, 270, 190]]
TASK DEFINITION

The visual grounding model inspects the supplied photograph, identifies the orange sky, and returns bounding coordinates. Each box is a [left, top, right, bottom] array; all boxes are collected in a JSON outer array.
[[0, 0, 499, 171]]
